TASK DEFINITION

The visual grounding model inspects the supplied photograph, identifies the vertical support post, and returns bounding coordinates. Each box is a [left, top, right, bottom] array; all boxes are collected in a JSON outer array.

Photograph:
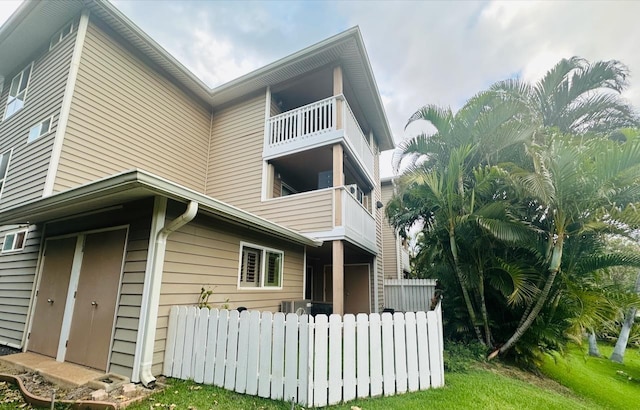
[[333, 143, 344, 226], [332, 240, 344, 315], [333, 66, 343, 129]]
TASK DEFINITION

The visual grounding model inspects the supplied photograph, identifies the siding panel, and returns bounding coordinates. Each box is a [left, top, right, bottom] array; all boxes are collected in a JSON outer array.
[[55, 21, 210, 193], [381, 181, 400, 279], [151, 214, 305, 374], [206, 95, 265, 211], [0, 25, 77, 209], [0, 224, 42, 347]]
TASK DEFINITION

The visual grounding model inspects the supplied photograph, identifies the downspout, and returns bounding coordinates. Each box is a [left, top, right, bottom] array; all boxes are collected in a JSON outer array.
[[139, 201, 198, 387]]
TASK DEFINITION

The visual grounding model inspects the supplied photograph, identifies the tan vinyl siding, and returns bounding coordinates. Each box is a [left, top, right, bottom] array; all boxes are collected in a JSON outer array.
[[257, 189, 334, 233], [373, 142, 384, 312], [54, 21, 210, 193], [0, 26, 77, 209], [381, 181, 399, 279], [152, 215, 305, 374], [43, 199, 152, 379], [206, 94, 265, 211], [0, 225, 41, 347]]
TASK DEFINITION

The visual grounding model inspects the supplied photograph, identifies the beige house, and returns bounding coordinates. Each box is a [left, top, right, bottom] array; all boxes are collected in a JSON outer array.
[[381, 177, 411, 279], [0, 0, 393, 385]]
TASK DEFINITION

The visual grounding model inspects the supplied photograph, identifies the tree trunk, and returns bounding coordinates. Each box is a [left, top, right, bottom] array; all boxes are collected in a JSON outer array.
[[449, 228, 485, 346], [611, 272, 640, 363], [491, 238, 564, 358], [478, 268, 493, 348], [588, 331, 601, 357]]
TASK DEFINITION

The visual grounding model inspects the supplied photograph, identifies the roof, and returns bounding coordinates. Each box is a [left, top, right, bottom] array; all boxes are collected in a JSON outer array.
[[0, 0, 394, 151], [0, 169, 322, 247]]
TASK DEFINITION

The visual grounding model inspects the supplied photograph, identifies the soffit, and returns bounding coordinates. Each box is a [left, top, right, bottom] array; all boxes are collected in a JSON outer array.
[[0, 0, 83, 76]]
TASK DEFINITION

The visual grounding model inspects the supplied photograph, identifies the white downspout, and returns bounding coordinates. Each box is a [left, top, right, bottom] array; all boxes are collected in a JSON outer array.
[[139, 201, 198, 387]]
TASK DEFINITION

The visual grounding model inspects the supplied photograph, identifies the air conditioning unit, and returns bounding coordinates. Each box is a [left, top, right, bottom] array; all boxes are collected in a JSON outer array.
[[281, 299, 311, 315]]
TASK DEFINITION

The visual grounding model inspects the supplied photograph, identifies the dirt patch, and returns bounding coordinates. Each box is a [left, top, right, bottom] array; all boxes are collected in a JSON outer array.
[[478, 361, 577, 397], [0, 362, 162, 408]]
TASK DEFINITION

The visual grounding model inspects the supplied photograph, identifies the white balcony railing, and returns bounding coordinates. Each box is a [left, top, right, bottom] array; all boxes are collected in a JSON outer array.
[[341, 188, 376, 252], [265, 95, 375, 180]]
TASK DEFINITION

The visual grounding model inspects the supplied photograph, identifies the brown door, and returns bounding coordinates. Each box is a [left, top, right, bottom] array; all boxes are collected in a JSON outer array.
[[28, 237, 77, 358], [344, 265, 370, 314], [65, 229, 126, 371]]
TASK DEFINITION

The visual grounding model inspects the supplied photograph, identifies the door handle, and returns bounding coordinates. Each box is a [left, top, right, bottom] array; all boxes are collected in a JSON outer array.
[[91, 301, 98, 307], [47, 299, 54, 304]]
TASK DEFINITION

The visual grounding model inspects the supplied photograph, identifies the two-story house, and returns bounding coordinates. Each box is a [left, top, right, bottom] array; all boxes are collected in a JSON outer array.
[[0, 0, 393, 385]]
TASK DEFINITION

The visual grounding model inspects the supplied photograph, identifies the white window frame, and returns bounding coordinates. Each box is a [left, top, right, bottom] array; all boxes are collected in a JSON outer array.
[[2, 228, 28, 253], [237, 241, 284, 290], [50, 21, 74, 50], [4, 63, 33, 120], [0, 149, 13, 199], [28, 116, 54, 144]]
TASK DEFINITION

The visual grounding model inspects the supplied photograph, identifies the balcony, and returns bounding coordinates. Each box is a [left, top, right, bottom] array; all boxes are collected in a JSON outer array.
[[257, 186, 376, 254], [264, 95, 375, 183]]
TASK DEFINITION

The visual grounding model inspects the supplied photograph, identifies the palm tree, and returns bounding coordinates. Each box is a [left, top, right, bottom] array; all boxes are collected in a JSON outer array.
[[611, 272, 640, 363], [389, 91, 536, 346], [493, 134, 640, 357], [491, 57, 638, 135]]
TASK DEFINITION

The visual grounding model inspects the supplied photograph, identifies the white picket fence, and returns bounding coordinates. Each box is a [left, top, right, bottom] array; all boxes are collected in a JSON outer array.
[[163, 303, 444, 407], [385, 278, 437, 312]]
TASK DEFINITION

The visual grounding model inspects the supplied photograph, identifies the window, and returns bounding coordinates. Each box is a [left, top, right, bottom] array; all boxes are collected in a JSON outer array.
[[2, 229, 28, 253], [4, 63, 33, 120], [28, 116, 53, 143], [238, 243, 284, 289], [50, 21, 74, 50], [0, 150, 12, 196]]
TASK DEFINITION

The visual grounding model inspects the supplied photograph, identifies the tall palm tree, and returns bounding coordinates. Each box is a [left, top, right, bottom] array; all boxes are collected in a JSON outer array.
[[389, 92, 536, 346], [493, 134, 640, 356], [491, 57, 638, 135]]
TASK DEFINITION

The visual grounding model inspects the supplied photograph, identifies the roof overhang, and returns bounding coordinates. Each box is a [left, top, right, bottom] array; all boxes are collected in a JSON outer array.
[[0, 1, 394, 150], [0, 169, 322, 248]]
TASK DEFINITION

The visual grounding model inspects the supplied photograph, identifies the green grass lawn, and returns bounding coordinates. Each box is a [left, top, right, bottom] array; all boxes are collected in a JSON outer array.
[[541, 343, 640, 410], [3, 343, 637, 409], [121, 366, 596, 410]]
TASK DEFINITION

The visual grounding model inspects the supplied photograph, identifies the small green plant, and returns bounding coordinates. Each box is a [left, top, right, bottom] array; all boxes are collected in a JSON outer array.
[[198, 286, 231, 310], [198, 286, 214, 309]]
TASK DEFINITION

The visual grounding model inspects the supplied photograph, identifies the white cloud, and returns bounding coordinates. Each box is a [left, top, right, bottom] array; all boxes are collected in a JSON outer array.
[[3, 0, 640, 180], [0, 1, 21, 25]]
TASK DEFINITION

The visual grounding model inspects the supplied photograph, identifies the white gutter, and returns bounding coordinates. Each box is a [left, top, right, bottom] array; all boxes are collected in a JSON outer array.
[[139, 200, 198, 387]]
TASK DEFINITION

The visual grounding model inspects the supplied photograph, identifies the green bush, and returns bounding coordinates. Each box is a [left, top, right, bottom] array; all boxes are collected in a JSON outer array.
[[443, 340, 486, 372]]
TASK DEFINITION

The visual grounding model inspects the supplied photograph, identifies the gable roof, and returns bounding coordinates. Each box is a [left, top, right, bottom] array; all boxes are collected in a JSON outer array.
[[0, 0, 394, 151]]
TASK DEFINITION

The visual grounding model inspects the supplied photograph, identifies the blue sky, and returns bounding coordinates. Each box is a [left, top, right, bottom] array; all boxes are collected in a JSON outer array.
[[2, 0, 639, 177]]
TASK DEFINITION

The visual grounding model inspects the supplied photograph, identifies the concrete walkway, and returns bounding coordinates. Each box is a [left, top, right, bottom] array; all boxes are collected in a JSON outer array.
[[0, 352, 103, 389]]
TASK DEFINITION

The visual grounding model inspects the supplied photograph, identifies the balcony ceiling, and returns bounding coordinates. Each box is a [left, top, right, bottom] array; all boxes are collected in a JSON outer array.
[[1, 0, 394, 151]]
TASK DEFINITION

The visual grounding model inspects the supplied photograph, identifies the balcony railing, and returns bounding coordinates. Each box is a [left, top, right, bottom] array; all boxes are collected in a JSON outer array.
[[341, 188, 376, 252], [265, 95, 375, 181], [258, 186, 377, 253]]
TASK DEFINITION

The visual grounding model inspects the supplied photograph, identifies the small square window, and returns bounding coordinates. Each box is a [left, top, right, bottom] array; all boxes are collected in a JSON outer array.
[[2, 229, 28, 253], [28, 116, 53, 143], [238, 243, 284, 289], [50, 21, 74, 50]]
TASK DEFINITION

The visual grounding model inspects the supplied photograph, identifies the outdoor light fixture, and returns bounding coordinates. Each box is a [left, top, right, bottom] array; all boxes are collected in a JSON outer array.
[[376, 201, 384, 209]]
